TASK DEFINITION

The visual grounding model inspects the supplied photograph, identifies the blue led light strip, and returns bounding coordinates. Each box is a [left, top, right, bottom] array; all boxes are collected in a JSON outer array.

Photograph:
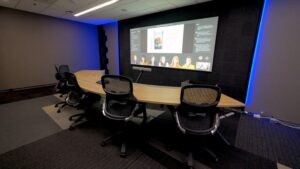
[[245, 0, 269, 106]]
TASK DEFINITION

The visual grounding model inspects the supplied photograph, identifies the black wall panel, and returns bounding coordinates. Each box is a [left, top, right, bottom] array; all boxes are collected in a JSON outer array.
[[118, 1, 264, 101]]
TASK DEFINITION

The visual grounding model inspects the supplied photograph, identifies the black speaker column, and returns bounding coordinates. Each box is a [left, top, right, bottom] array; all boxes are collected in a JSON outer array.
[[98, 26, 109, 74]]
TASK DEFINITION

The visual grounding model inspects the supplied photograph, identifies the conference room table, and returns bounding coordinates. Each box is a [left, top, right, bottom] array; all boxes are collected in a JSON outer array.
[[75, 70, 245, 108]]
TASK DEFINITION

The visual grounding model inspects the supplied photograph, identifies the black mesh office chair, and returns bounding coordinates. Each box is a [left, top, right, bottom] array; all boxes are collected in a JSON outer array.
[[54, 65, 70, 112], [175, 84, 221, 169], [100, 75, 137, 158], [64, 72, 89, 130]]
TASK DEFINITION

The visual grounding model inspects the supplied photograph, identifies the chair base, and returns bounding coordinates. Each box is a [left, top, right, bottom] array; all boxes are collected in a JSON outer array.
[[216, 131, 231, 146], [55, 102, 67, 113], [100, 131, 128, 158], [202, 147, 219, 162], [68, 113, 86, 130], [187, 147, 218, 169], [55, 101, 65, 107], [132, 103, 147, 124], [187, 152, 193, 168], [120, 142, 127, 158], [185, 131, 228, 167]]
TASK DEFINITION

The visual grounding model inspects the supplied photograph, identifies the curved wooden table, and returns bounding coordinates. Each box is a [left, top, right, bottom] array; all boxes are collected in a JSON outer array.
[[75, 70, 244, 108]]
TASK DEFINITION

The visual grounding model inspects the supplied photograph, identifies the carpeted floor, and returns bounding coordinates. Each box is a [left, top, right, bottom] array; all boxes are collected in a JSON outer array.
[[0, 123, 166, 169], [235, 115, 300, 168], [0, 95, 62, 155], [0, 94, 299, 169], [0, 111, 278, 169], [42, 100, 85, 130]]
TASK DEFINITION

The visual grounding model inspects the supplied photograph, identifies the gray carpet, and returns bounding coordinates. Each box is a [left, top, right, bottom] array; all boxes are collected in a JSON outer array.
[[0, 123, 167, 169], [127, 154, 167, 169], [235, 115, 300, 169], [0, 95, 62, 155], [0, 95, 298, 169]]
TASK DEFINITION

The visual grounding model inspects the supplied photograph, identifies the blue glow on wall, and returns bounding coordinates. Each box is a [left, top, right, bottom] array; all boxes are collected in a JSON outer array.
[[83, 19, 117, 25], [245, 0, 269, 106]]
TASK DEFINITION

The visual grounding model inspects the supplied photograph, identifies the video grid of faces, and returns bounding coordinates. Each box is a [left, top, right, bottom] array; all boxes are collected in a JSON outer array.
[[131, 54, 212, 71]]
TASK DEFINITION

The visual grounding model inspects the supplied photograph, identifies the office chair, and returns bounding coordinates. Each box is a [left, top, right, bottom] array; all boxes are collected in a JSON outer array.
[[174, 84, 221, 169], [54, 65, 70, 96], [54, 65, 70, 112], [100, 75, 137, 158], [64, 72, 89, 130]]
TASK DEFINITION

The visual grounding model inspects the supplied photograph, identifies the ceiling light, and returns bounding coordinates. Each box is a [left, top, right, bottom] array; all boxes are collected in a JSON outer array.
[[74, 0, 119, 17]]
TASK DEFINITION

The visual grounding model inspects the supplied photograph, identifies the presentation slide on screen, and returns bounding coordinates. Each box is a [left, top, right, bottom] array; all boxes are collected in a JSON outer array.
[[147, 24, 184, 53], [130, 17, 218, 72]]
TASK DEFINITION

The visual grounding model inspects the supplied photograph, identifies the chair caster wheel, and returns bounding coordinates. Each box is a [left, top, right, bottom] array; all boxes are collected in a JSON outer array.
[[166, 145, 172, 151], [55, 104, 58, 108], [213, 158, 219, 163], [57, 110, 61, 113], [101, 142, 106, 147], [120, 153, 127, 158]]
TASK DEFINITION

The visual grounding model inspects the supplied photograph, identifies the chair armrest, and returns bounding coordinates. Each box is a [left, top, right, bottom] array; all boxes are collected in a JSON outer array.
[[66, 81, 76, 87], [102, 99, 135, 122], [175, 112, 186, 134], [210, 113, 219, 134]]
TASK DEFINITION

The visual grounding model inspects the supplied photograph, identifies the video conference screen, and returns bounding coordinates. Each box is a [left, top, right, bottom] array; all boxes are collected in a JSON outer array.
[[130, 17, 219, 72]]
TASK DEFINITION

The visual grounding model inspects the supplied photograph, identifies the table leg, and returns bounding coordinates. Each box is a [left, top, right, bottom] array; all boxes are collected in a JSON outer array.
[[133, 103, 148, 124], [167, 105, 176, 121]]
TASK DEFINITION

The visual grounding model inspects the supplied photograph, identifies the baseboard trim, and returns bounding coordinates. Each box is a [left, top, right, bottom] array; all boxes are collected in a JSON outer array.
[[0, 83, 56, 93]]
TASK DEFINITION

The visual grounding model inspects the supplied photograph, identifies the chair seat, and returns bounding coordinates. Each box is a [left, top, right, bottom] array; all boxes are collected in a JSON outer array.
[[66, 91, 85, 107], [176, 109, 218, 135], [104, 100, 136, 120]]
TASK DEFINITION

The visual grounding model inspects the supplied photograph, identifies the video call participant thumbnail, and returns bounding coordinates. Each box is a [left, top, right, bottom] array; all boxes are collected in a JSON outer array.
[[158, 56, 169, 67], [170, 55, 181, 68], [140, 56, 148, 65], [150, 55, 158, 66], [132, 55, 138, 64], [182, 56, 195, 70]]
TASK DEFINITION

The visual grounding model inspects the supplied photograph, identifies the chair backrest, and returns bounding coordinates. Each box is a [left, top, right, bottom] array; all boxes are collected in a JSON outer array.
[[58, 65, 70, 73], [101, 75, 133, 97], [55, 65, 70, 80], [54, 65, 59, 73], [65, 72, 80, 88], [180, 84, 221, 110], [64, 72, 86, 107], [101, 75, 136, 120]]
